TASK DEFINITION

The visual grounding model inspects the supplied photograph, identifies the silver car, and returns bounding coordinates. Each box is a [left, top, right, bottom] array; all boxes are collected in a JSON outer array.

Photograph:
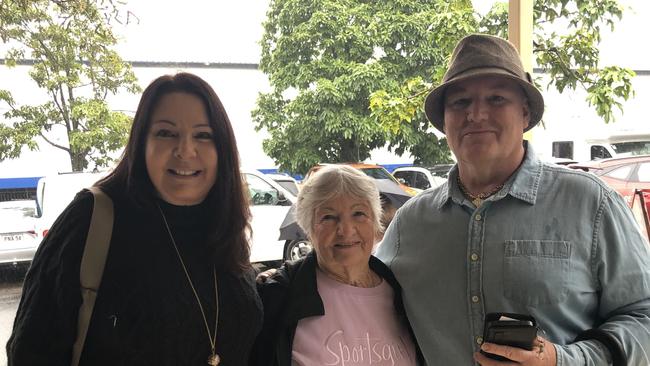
[[0, 200, 38, 265]]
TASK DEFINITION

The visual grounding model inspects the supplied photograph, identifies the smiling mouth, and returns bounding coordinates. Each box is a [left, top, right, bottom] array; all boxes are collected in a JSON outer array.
[[334, 243, 359, 249], [464, 130, 491, 136], [462, 131, 497, 140], [168, 169, 201, 176]]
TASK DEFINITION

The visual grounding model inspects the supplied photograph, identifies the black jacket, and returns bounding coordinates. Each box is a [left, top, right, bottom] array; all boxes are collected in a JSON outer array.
[[7, 190, 263, 366], [250, 252, 422, 366]]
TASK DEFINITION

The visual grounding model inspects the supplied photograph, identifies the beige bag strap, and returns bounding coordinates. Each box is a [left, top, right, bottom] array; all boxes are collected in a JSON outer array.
[[71, 186, 114, 366]]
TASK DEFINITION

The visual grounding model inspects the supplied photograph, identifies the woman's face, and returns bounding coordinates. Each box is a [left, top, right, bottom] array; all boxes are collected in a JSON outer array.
[[145, 92, 218, 205], [311, 195, 377, 274]]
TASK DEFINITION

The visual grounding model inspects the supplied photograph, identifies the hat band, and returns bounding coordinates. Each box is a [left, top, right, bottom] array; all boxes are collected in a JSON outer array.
[[444, 66, 525, 84]]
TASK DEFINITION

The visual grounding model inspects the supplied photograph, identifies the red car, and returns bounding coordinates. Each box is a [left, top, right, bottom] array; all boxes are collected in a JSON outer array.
[[568, 155, 650, 208]]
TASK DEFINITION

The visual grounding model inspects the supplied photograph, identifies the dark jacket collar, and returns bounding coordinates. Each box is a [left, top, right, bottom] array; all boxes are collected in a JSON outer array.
[[263, 251, 421, 366]]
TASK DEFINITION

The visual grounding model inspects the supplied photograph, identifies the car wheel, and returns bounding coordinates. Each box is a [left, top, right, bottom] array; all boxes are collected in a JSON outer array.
[[283, 239, 312, 261]]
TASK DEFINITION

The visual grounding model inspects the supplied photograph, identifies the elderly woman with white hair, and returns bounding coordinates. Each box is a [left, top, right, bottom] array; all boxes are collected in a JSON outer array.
[[249, 165, 421, 366]]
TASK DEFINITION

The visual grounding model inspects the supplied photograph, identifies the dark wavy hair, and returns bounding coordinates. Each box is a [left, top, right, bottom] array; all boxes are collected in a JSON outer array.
[[97, 72, 251, 274]]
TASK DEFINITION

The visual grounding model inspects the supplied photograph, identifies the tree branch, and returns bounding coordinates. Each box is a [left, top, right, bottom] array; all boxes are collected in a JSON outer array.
[[66, 76, 76, 129], [50, 80, 71, 133], [39, 131, 69, 152], [408, 85, 433, 100], [542, 46, 592, 89]]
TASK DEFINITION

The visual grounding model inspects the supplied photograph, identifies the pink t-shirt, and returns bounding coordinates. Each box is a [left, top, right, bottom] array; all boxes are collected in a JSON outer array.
[[291, 269, 417, 366]]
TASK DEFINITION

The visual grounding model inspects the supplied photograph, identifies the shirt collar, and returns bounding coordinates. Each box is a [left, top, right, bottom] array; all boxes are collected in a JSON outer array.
[[507, 142, 543, 205], [439, 142, 543, 209]]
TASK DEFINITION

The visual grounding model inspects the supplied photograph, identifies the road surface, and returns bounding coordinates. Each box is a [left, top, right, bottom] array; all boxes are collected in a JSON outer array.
[[0, 265, 29, 366]]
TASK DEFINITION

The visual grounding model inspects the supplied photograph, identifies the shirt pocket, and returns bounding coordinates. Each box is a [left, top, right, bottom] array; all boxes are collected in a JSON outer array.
[[503, 240, 571, 306]]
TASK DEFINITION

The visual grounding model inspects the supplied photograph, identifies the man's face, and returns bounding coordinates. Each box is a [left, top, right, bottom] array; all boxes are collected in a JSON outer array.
[[443, 75, 530, 168]]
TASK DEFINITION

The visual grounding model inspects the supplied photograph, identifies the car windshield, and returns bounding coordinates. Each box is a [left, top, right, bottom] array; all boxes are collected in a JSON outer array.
[[611, 141, 650, 156], [360, 167, 397, 182]]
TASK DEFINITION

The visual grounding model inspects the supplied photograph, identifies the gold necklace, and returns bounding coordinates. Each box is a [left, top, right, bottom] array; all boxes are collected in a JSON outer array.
[[319, 266, 382, 288], [158, 205, 221, 366], [457, 175, 504, 207]]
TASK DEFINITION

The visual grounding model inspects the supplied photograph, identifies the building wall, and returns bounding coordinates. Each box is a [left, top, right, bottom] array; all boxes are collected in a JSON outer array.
[[0, 62, 278, 178]]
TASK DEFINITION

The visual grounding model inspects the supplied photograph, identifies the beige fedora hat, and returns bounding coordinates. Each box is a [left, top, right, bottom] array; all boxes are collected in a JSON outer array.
[[424, 34, 544, 133]]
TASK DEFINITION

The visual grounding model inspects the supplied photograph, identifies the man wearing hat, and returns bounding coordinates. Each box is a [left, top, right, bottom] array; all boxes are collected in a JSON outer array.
[[376, 34, 650, 365]]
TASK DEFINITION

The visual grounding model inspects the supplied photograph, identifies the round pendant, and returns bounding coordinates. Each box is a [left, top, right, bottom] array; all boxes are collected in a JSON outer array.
[[207, 353, 220, 365]]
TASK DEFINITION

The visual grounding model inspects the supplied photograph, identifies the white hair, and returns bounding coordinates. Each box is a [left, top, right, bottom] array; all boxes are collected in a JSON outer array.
[[296, 165, 383, 238]]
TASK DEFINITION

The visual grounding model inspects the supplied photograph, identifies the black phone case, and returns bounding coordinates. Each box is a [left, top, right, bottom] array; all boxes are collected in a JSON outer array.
[[481, 312, 537, 361]]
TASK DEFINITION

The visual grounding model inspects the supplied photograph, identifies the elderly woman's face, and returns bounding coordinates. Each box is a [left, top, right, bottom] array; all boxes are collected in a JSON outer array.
[[311, 194, 376, 273]]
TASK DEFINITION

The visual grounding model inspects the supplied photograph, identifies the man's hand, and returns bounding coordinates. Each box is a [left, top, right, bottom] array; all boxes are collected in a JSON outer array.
[[474, 336, 556, 366]]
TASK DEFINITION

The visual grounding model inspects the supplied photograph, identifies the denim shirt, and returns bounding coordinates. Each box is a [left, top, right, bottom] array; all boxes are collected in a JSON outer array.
[[376, 145, 650, 365]]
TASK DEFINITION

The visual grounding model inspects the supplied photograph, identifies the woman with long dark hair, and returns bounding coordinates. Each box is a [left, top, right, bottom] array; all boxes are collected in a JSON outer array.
[[7, 73, 262, 365]]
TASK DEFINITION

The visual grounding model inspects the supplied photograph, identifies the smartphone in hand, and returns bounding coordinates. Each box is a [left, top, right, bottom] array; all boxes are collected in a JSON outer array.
[[481, 312, 538, 361]]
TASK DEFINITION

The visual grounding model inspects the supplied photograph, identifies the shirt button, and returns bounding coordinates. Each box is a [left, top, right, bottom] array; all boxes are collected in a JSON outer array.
[[471, 253, 479, 261], [476, 336, 483, 345], [475, 214, 482, 221], [471, 295, 480, 303]]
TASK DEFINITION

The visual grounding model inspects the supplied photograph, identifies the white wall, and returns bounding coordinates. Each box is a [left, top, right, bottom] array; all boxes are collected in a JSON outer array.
[[105, 66, 276, 169], [0, 64, 277, 177]]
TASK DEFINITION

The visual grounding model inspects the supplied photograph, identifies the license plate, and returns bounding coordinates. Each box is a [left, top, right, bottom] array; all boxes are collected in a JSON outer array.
[[2, 234, 24, 242]]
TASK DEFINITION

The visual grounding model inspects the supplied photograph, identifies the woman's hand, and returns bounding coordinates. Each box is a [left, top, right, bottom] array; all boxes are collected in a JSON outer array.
[[474, 336, 556, 366], [255, 268, 278, 284]]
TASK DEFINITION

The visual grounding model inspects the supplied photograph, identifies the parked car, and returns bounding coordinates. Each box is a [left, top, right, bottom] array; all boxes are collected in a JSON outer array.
[[241, 168, 296, 263], [0, 199, 38, 265], [266, 173, 299, 196], [640, 189, 650, 222], [631, 189, 650, 242], [34, 169, 295, 264], [568, 155, 650, 207], [545, 157, 578, 166], [543, 131, 650, 162], [392, 164, 453, 191], [303, 163, 419, 196]]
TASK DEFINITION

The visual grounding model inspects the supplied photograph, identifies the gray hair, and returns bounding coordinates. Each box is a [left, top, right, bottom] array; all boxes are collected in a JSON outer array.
[[296, 165, 383, 238]]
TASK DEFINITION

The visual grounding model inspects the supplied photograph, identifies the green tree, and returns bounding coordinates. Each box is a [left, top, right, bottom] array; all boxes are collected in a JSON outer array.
[[255, 0, 634, 174], [0, 0, 140, 171]]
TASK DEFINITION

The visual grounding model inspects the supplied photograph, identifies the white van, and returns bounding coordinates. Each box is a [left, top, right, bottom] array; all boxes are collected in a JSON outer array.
[[34, 171, 108, 240], [548, 132, 650, 162], [34, 169, 294, 264]]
